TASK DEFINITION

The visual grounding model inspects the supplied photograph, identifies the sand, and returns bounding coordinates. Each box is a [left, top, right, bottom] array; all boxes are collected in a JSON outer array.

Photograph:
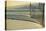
[[6, 19, 43, 30]]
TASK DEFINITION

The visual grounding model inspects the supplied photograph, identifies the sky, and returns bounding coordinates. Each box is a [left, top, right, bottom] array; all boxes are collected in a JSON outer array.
[[7, 0, 42, 7], [7, 0, 43, 7], [7, 1, 30, 7]]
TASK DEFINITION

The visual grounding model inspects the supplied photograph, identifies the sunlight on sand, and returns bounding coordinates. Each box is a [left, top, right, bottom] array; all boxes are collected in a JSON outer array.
[[6, 19, 43, 30]]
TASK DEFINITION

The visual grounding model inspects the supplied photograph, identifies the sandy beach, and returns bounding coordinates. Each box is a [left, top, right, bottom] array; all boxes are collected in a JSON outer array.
[[6, 19, 43, 30]]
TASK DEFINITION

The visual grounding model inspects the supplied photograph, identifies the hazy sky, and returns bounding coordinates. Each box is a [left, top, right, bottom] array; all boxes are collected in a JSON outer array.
[[7, 0, 40, 7], [7, 1, 30, 7]]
